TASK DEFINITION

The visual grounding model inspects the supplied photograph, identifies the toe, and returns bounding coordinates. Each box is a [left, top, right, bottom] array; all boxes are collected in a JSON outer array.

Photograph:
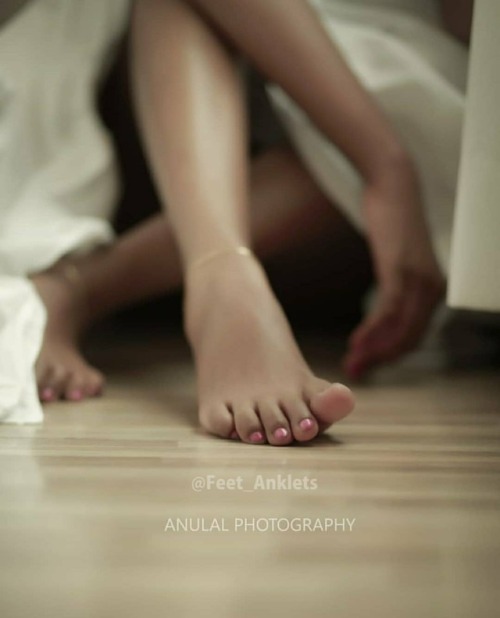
[[43, 365, 68, 402], [199, 404, 235, 439], [84, 368, 105, 398], [64, 373, 86, 402], [38, 368, 56, 402], [258, 401, 293, 446], [281, 396, 319, 442], [232, 404, 266, 445], [307, 381, 355, 431], [39, 384, 57, 403]]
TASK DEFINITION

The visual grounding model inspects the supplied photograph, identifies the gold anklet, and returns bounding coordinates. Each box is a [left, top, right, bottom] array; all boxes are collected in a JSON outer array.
[[59, 261, 83, 288], [52, 258, 87, 304], [188, 246, 254, 273]]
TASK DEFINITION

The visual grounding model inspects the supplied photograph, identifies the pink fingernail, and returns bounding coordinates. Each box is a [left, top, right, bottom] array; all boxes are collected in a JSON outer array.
[[274, 427, 289, 440], [299, 418, 314, 431], [68, 390, 83, 401], [41, 388, 55, 402], [250, 431, 264, 443]]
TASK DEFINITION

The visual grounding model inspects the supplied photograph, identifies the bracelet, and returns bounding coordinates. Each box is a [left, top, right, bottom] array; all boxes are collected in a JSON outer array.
[[188, 246, 254, 273]]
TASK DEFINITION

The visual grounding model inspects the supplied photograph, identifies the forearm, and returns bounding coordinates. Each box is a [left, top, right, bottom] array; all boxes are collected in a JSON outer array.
[[188, 0, 414, 184]]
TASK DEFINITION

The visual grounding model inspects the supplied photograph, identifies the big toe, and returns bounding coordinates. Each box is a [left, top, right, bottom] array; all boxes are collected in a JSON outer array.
[[64, 366, 105, 401], [309, 382, 355, 431]]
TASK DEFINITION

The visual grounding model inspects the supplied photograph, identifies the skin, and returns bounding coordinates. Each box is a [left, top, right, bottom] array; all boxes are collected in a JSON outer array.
[[33, 145, 354, 418], [31, 0, 472, 440], [138, 0, 445, 378], [131, 0, 356, 445]]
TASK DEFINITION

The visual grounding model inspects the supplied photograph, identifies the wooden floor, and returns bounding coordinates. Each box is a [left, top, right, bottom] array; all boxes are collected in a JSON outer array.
[[1, 331, 499, 618]]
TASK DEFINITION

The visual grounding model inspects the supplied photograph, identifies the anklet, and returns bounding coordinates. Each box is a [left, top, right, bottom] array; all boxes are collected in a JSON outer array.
[[188, 246, 254, 273], [59, 261, 83, 288], [52, 259, 87, 304]]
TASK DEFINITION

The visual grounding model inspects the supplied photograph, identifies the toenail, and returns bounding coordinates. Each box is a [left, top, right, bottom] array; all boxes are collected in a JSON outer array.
[[273, 427, 289, 440], [250, 431, 264, 443], [230, 431, 239, 440], [333, 383, 354, 397], [68, 390, 83, 401], [299, 418, 314, 431], [41, 388, 55, 401]]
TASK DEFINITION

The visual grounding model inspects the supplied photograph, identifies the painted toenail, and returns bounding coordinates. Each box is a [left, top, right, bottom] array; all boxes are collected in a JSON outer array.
[[299, 418, 314, 431], [230, 431, 239, 440], [250, 431, 264, 443], [68, 390, 83, 401], [41, 388, 55, 401], [333, 383, 353, 396], [274, 427, 289, 440]]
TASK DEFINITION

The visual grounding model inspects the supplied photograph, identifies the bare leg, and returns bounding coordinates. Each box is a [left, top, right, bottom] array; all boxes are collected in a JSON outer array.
[[185, 0, 445, 378], [31, 215, 184, 402], [130, 0, 354, 445]]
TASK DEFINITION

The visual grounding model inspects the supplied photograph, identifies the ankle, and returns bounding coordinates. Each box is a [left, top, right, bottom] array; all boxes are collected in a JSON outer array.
[[183, 253, 269, 345], [31, 260, 90, 336]]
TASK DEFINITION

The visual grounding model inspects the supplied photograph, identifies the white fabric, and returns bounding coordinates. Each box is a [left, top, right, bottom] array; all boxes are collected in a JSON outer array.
[[268, 0, 469, 275], [448, 0, 500, 312], [0, 0, 129, 423], [0, 277, 45, 423]]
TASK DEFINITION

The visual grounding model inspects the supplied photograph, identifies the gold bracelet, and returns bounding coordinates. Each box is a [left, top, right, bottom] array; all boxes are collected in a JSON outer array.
[[188, 246, 254, 273]]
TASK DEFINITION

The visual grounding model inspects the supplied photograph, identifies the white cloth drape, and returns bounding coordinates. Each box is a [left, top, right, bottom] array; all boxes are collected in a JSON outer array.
[[0, 0, 130, 423]]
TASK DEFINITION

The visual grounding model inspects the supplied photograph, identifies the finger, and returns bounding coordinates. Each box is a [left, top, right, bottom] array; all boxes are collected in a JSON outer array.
[[349, 276, 405, 351], [345, 284, 405, 377], [387, 272, 444, 355], [351, 271, 442, 372]]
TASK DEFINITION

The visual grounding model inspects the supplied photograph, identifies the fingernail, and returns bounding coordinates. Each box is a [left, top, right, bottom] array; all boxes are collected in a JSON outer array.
[[273, 427, 289, 440], [250, 431, 264, 443], [41, 388, 54, 401], [68, 390, 83, 401], [299, 418, 314, 431]]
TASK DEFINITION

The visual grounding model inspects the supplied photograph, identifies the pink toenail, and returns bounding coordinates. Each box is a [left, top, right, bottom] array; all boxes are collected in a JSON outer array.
[[274, 427, 289, 440], [68, 390, 83, 401], [41, 388, 55, 401], [230, 431, 239, 440], [250, 431, 264, 443], [299, 418, 314, 431]]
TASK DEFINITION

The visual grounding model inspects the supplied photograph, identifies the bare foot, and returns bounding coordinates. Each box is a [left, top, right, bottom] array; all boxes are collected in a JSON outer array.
[[185, 254, 354, 445], [31, 265, 104, 403]]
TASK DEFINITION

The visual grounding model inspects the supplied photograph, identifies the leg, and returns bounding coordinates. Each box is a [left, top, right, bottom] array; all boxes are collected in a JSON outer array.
[[32, 144, 354, 412], [131, 0, 354, 445], [185, 0, 445, 378], [31, 215, 184, 402]]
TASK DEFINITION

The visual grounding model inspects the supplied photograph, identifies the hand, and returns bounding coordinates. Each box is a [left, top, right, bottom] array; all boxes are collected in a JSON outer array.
[[343, 160, 446, 378]]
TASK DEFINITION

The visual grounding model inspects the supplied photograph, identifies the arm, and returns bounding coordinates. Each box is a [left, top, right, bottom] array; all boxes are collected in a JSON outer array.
[[186, 0, 445, 376], [188, 0, 413, 185]]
